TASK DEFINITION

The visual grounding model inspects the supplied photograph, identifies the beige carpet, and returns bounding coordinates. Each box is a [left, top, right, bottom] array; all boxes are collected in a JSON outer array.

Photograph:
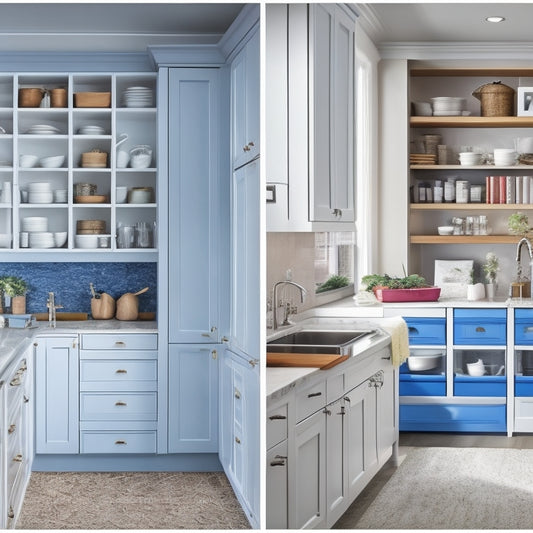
[[353, 447, 533, 529], [16, 471, 250, 530]]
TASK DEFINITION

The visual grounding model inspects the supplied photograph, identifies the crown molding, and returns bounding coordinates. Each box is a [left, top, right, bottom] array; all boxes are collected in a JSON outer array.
[[378, 41, 533, 60], [354, 3, 384, 40]]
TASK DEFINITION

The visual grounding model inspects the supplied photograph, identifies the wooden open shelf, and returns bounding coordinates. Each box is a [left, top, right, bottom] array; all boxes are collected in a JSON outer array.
[[411, 164, 533, 170], [410, 235, 521, 244], [410, 68, 533, 77], [410, 116, 533, 128], [411, 203, 533, 211]]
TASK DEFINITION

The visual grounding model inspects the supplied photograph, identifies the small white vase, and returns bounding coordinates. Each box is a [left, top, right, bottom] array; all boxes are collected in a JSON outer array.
[[486, 283, 495, 301], [467, 283, 485, 301]]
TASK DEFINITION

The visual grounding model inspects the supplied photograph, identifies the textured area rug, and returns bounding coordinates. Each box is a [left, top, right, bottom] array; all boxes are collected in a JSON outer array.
[[16, 471, 249, 529], [355, 447, 533, 529]]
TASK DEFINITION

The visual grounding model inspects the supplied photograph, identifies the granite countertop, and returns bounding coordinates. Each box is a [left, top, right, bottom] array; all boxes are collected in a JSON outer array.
[[0, 320, 157, 377]]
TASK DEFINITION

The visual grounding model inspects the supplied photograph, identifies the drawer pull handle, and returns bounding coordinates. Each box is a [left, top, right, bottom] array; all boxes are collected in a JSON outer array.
[[115, 369, 128, 374], [7, 506, 14, 519], [115, 440, 127, 445], [269, 414, 287, 420], [323, 408, 332, 416], [9, 377, 21, 387], [408, 327, 419, 335], [476, 326, 486, 333], [8, 424, 15, 434], [115, 341, 126, 347], [270, 455, 287, 467], [13, 454, 23, 463], [524, 327, 533, 333], [235, 437, 241, 444], [307, 392, 322, 398], [115, 401, 127, 406], [23, 395, 29, 403], [382, 355, 391, 360], [234, 388, 241, 399]]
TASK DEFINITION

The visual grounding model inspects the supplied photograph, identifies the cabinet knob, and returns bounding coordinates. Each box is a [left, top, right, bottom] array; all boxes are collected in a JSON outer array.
[[7, 507, 14, 519], [243, 145, 251, 152], [212, 349, 217, 360], [8, 424, 15, 434], [235, 437, 241, 444], [323, 408, 332, 416], [23, 395, 29, 403], [234, 387, 241, 399], [9, 377, 21, 387], [248, 141, 255, 147], [13, 454, 23, 463], [248, 359, 259, 368]]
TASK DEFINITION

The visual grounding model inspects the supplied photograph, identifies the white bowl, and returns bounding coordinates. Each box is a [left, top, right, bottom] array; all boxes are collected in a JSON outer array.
[[75, 234, 98, 249], [53, 231, 67, 248], [467, 359, 485, 377], [130, 153, 152, 169], [407, 350, 443, 372], [0, 233, 11, 248], [19, 154, 38, 168], [28, 191, 53, 204], [40, 155, 65, 168], [438, 226, 454, 235], [28, 182, 52, 192]]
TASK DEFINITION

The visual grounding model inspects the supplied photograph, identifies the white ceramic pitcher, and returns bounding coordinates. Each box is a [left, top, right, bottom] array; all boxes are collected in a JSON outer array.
[[116, 132, 129, 168]]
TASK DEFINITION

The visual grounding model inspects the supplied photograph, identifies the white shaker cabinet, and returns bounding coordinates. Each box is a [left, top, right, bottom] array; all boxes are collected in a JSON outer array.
[[266, 3, 356, 231], [231, 26, 260, 170], [34, 336, 79, 454]]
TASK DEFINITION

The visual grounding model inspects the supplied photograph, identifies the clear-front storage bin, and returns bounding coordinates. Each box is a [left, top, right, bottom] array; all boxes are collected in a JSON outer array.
[[400, 347, 446, 396], [454, 348, 506, 397]]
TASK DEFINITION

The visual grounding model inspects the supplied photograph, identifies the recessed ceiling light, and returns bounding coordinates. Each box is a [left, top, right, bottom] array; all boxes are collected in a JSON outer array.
[[486, 16, 505, 23]]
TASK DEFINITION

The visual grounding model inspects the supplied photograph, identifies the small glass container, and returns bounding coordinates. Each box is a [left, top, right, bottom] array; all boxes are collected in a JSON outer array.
[[470, 185, 483, 203], [479, 215, 488, 235]]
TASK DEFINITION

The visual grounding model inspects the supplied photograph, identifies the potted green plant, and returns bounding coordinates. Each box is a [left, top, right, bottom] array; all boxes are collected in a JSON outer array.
[[483, 252, 499, 301], [360, 273, 440, 302], [0, 275, 29, 314], [466, 268, 485, 301], [508, 212, 532, 236]]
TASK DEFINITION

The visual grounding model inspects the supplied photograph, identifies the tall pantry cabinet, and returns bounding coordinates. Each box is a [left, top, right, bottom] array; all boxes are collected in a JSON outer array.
[[155, 4, 260, 528]]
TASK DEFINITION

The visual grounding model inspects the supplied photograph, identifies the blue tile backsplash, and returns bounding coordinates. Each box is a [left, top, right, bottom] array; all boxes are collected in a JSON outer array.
[[0, 263, 157, 315]]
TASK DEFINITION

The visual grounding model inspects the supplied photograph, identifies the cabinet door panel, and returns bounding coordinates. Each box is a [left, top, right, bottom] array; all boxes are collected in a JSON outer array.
[[168, 69, 220, 343], [266, 439, 288, 529], [168, 344, 218, 452], [34, 337, 79, 454], [326, 398, 346, 526]]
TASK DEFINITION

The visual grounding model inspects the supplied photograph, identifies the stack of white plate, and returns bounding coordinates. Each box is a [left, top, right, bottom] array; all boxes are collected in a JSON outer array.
[[25, 124, 61, 135], [29, 232, 55, 248], [78, 125, 106, 135], [458, 152, 484, 166], [21, 216, 48, 232], [494, 148, 518, 166], [122, 86, 153, 108], [431, 97, 467, 116], [28, 182, 53, 203]]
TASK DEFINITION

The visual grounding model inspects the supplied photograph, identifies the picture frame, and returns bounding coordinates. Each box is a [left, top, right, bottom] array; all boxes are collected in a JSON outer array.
[[434, 259, 473, 299]]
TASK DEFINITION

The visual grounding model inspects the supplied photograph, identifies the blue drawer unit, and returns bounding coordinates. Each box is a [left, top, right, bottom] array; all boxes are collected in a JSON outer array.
[[515, 309, 533, 345], [400, 404, 506, 432], [454, 375, 507, 397], [399, 373, 446, 396], [453, 308, 506, 345], [404, 317, 446, 345], [515, 376, 533, 396]]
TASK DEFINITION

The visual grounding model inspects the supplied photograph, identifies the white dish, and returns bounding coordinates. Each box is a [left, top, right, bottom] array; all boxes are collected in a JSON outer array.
[[75, 234, 98, 249], [19, 154, 39, 168], [28, 182, 52, 191], [438, 226, 454, 235], [408, 351, 443, 372], [28, 191, 53, 204], [40, 155, 65, 168], [21, 216, 48, 232], [0, 233, 11, 248], [53, 231, 68, 248], [29, 232, 54, 248]]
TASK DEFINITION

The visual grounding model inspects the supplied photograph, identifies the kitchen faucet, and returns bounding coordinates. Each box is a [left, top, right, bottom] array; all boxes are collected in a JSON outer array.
[[272, 280, 307, 330], [515, 237, 533, 298], [46, 292, 63, 328]]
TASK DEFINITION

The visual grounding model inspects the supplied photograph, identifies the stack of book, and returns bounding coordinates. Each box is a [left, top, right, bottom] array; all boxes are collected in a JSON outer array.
[[486, 175, 533, 204]]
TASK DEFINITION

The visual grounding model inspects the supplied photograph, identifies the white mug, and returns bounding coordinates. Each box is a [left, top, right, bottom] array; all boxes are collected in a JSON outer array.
[[117, 150, 129, 168]]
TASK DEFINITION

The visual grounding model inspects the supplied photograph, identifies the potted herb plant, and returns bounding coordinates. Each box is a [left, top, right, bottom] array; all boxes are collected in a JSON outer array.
[[466, 268, 485, 301], [0, 275, 29, 314], [360, 273, 440, 302], [508, 212, 532, 236], [483, 252, 499, 301]]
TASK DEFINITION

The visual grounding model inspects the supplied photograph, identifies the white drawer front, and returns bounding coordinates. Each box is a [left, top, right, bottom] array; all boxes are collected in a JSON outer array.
[[295, 381, 326, 423], [267, 403, 288, 450], [81, 431, 157, 454], [80, 392, 157, 421], [81, 334, 157, 351], [80, 360, 157, 382]]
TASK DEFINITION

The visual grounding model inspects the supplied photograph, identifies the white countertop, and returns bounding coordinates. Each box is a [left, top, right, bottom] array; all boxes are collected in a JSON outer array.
[[0, 320, 157, 377]]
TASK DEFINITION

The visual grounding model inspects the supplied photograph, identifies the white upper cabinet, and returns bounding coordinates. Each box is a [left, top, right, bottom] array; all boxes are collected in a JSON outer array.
[[231, 27, 260, 170], [266, 3, 356, 231]]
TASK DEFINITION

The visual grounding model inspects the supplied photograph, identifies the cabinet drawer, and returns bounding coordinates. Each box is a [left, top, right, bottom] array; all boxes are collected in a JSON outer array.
[[80, 360, 157, 383], [399, 374, 446, 396], [80, 431, 157, 454], [295, 381, 326, 423], [515, 310, 533, 344], [404, 317, 446, 345], [80, 392, 157, 421], [453, 309, 506, 345], [453, 376, 506, 397], [6, 358, 28, 411], [81, 334, 157, 351], [267, 403, 288, 449]]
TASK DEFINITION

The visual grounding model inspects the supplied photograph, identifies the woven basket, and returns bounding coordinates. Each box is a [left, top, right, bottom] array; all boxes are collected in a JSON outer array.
[[18, 88, 44, 107], [472, 81, 515, 117], [76, 220, 106, 234], [81, 150, 107, 168]]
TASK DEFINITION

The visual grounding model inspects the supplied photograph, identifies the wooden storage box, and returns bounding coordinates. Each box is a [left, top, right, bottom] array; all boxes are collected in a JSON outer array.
[[76, 220, 106, 235], [74, 92, 111, 108], [81, 150, 107, 168], [18, 88, 43, 107]]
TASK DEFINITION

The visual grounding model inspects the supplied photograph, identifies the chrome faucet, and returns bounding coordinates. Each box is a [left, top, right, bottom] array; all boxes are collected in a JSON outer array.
[[515, 237, 533, 298], [46, 292, 63, 328], [272, 280, 307, 330]]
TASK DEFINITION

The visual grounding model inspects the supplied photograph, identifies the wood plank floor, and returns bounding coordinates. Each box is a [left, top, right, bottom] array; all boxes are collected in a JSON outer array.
[[333, 432, 533, 529]]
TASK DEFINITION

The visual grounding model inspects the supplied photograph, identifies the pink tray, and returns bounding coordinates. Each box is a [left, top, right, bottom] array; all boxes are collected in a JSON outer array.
[[374, 287, 441, 303]]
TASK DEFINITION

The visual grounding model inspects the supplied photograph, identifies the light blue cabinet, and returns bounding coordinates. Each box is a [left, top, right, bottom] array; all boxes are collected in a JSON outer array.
[[220, 349, 260, 528], [168, 344, 219, 453], [230, 157, 260, 359], [231, 26, 260, 169], [34, 336, 79, 454], [167, 68, 222, 344]]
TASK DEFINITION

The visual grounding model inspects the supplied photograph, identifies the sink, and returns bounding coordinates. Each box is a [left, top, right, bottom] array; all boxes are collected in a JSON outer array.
[[267, 329, 376, 355]]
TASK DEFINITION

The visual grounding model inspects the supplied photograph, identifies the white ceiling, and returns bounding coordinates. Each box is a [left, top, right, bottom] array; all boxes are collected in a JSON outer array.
[[0, 3, 246, 52], [356, 3, 533, 44]]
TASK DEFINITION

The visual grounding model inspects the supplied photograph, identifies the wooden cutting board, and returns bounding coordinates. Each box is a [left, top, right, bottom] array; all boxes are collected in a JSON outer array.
[[267, 353, 349, 370], [34, 312, 88, 321]]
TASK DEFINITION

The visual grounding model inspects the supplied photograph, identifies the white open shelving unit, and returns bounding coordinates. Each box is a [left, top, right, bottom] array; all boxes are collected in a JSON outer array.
[[0, 72, 157, 261]]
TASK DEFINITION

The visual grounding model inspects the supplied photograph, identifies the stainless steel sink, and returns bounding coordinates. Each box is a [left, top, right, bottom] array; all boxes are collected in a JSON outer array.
[[267, 329, 376, 355]]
